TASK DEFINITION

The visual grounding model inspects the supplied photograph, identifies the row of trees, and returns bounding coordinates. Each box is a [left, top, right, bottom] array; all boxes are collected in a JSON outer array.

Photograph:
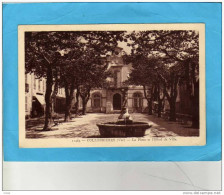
[[25, 31, 124, 130], [124, 30, 199, 128], [25, 30, 200, 131]]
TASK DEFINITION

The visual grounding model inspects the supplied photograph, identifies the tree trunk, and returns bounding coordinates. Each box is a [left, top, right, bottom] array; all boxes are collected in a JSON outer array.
[[190, 62, 199, 128], [64, 83, 75, 122], [64, 96, 73, 122], [74, 88, 80, 116], [43, 67, 53, 131], [156, 84, 164, 118], [82, 99, 87, 115], [163, 75, 178, 122], [158, 99, 162, 118], [191, 81, 199, 128], [148, 100, 153, 115], [143, 85, 153, 115], [80, 87, 91, 115], [51, 78, 58, 116], [169, 99, 176, 121]]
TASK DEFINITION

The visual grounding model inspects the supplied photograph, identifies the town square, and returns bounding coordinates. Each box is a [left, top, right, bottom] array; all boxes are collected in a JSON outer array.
[[23, 26, 200, 140]]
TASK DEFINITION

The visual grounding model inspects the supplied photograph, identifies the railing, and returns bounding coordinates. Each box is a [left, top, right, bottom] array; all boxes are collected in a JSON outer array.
[[108, 82, 127, 88]]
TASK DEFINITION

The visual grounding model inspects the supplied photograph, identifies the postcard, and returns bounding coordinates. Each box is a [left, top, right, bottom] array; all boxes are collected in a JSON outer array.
[[18, 24, 206, 148]]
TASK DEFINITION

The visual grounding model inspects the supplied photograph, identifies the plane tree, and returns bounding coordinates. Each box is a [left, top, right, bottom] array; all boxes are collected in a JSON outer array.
[[25, 31, 66, 130], [124, 54, 158, 115], [125, 30, 199, 124], [25, 31, 125, 128], [151, 30, 199, 125], [76, 31, 124, 115], [59, 31, 125, 118], [58, 47, 83, 122]]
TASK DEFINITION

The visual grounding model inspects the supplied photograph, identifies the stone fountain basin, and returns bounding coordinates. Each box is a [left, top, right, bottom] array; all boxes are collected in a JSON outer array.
[[97, 122, 151, 137]]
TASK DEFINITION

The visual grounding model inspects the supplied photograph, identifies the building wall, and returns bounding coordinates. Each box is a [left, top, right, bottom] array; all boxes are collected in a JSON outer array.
[[162, 83, 193, 116], [25, 74, 33, 117], [83, 47, 149, 114], [127, 87, 148, 113], [25, 47, 193, 117], [86, 89, 107, 113], [83, 47, 192, 115], [84, 87, 148, 114], [25, 73, 66, 118]]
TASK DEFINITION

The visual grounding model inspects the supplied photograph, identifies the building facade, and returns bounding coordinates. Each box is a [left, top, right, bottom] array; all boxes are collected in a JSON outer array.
[[25, 47, 192, 118], [83, 47, 149, 114], [82, 47, 190, 116], [25, 73, 66, 118]]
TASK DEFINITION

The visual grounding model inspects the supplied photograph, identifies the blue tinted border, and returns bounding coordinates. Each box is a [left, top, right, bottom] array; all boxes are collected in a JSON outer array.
[[3, 2, 222, 161]]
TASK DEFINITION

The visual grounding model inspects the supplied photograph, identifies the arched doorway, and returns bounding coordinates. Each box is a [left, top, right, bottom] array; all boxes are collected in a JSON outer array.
[[113, 93, 122, 110]]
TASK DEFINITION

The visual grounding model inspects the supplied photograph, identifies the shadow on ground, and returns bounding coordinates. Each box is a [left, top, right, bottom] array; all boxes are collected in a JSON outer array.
[[25, 113, 199, 139]]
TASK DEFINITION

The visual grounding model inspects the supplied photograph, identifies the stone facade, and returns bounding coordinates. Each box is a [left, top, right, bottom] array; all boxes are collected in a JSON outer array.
[[83, 47, 148, 114], [25, 73, 66, 118], [80, 47, 190, 115], [25, 47, 191, 117]]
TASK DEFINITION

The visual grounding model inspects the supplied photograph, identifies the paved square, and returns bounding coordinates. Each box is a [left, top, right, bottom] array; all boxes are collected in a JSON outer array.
[[26, 113, 199, 139]]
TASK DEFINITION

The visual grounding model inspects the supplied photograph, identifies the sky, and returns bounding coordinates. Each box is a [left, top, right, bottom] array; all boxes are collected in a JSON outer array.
[[117, 41, 132, 54]]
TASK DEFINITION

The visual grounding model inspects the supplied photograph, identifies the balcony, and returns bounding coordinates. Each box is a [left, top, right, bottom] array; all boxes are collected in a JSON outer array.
[[108, 81, 128, 89]]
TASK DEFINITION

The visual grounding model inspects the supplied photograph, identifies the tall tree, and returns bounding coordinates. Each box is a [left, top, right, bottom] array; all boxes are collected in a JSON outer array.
[[125, 30, 199, 123], [124, 54, 158, 115], [151, 30, 199, 125], [58, 31, 125, 118], [73, 31, 124, 115], [153, 77, 165, 118], [58, 38, 84, 122], [155, 62, 181, 121], [25, 32, 64, 130], [78, 49, 111, 115]]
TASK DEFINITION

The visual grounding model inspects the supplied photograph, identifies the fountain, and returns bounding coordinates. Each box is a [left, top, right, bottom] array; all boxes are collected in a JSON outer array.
[[97, 89, 151, 137]]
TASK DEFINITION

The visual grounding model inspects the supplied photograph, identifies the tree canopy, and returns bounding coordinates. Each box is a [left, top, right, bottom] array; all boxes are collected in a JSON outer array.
[[25, 31, 125, 125], [124, 30, 199, 122]]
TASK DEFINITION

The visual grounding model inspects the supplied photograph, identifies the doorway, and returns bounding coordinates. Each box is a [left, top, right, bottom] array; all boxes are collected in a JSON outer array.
[[113, 93, 122, 110]]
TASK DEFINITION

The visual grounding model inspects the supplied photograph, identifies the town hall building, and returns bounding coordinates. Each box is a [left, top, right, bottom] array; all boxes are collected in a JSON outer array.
[[25, 47, 188, 118], [83, 47, 149, 114]]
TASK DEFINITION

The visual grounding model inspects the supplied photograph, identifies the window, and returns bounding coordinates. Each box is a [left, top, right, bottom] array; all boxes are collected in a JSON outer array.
[[33, 78, 36, 89], [113, 71, 118, 87], [43, 80, 45, 92], [38, 80, 41, 91], [133, 93, 142, 108], [92, 93, 101, 108], [25, 96, 28, 111]]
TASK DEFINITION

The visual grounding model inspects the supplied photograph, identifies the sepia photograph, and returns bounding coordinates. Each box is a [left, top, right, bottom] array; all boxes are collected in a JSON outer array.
[[19, 24, 205, 147], [3, 1, 222, 192]]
